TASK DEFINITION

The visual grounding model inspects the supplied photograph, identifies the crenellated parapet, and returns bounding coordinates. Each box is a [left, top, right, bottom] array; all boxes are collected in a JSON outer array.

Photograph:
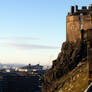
[[68, 4, 92, 16]]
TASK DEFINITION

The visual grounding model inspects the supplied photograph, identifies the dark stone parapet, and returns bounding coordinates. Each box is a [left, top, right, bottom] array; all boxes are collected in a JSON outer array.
[[68, 4, 92, 16]]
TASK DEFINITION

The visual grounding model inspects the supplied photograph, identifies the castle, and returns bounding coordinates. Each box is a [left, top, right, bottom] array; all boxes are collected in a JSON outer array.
[[42, 4, 92, 92], [67, 4, 92, 84], [66, 4, 92, 42]]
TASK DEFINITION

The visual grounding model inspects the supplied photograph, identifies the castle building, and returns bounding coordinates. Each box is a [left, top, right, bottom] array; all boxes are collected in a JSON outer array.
[[66, 4, 92, 84], [66, 4, 92, 42]]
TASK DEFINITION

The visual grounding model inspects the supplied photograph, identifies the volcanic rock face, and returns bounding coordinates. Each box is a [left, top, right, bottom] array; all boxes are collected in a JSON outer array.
[[42, 40, 87, 92], [42, 4, 92, 92]]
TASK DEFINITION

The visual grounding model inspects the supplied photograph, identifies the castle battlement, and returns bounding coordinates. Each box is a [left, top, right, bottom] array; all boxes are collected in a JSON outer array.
[[66, 4, 92, 42], [68, 4, 92, 16]]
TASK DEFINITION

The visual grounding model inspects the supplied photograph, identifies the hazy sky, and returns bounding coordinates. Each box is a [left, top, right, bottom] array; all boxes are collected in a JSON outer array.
[[0, 0, 91, 65]]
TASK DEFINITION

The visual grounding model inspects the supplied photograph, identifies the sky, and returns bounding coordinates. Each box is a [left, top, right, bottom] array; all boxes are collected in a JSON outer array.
[[0, 0, 91, 65]]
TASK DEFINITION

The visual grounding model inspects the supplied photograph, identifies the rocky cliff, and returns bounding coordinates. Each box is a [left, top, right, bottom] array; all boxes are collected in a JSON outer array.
[[42, 40, 87, 92]]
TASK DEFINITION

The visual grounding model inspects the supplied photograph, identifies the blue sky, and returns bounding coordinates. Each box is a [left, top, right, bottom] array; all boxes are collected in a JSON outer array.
[[0, 0, 91, 65]]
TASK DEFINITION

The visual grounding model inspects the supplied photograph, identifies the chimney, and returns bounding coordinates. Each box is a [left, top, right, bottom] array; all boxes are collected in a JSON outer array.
[[71, 6, 74, 14], [75, 5, 78, 12]]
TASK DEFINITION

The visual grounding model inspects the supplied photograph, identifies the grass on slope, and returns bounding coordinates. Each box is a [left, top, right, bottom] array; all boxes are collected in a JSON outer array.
[[56, 62, 88, 92]]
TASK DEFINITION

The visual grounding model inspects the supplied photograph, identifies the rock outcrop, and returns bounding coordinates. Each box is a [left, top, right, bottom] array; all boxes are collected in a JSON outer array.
[[42, 40, 87, 92], [42, 4, 92, 92]]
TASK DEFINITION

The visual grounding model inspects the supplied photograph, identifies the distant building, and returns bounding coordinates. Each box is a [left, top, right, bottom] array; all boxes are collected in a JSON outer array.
[[21, 64, 43, 71]]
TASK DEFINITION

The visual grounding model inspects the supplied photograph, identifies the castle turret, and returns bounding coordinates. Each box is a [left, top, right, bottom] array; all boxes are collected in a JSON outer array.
[[70, 6, 74, 15]]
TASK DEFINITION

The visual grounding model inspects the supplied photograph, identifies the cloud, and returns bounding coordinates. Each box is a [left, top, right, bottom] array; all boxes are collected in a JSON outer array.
[[0, 43, 59, 50], [0, 37, 39, 40]]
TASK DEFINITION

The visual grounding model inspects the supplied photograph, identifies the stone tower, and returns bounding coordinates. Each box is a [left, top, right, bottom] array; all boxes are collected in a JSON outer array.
[[66, 4, 92, 42], [66, 4, 92, 84]]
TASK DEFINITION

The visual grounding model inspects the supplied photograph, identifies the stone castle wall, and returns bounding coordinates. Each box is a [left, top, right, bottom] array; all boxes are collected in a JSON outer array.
[[66, 15, 81, 42], [66, 5, 92, 42]]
